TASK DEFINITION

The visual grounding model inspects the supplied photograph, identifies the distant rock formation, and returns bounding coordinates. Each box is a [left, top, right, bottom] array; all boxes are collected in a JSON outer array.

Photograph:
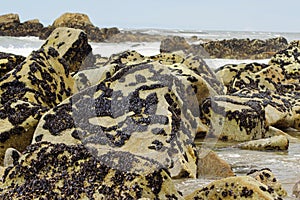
[[160, 36, 288, 59], [0, 13, 120, 42]]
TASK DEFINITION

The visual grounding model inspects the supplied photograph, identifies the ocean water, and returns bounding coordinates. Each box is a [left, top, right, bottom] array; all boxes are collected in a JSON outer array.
[[1, 29, 300, 199]]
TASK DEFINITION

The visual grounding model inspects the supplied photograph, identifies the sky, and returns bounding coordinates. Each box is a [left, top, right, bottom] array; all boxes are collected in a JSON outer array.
[[0, 0, 300, 32]]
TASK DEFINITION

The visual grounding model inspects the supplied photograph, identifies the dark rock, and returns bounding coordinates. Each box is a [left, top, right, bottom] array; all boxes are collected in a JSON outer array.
[[160, 36, 288, 59]]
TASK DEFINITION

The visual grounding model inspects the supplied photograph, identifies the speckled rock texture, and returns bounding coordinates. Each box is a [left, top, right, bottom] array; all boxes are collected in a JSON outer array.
[[32, 51, 226, 178], [0, 142, 183, 200], [0, 52, 25, 77], [184, 176, 283, 200], [247, 168, 287, 197], [0, 27, 91, 164]]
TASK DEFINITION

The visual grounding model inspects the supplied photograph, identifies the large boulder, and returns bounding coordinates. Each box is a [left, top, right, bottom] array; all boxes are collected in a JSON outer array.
[[52, 12, 94, 28], [0, 142, 184, 199], [32, 51, 226, 178], [0, 28, 92, 164]]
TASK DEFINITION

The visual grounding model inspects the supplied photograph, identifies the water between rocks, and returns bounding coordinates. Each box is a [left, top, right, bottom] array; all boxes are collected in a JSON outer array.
[[174, 130, 300, 199]]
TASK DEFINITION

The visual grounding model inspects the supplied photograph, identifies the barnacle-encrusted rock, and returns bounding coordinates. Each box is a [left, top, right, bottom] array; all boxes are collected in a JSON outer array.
[[185, 176, 282, 200], [247, 168, 287, 197], [236, 135, 289, 151], [0, 142, 183, 199], [0, 52, 25, 77], [0, 27, 91, 164], [33, 51, 226, 178]]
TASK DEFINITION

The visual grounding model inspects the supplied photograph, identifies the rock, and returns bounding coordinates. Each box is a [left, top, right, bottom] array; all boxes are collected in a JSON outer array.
[[201, 37, 288, 59], [0, 13, 43, 37], [236, 135, 289, 151], [160, 36, 210, 58], [39, 12, 120, 42], [197, 148, 234, 178], [199, 95, 269, 142], [0, 28, 92, 164], [293, 181, 300, 198], [160, 36, 191, 53], [52, 12, 94, 28], [107, 31, 166, 42], [3, 148, 21, 167], [33, 51, 226, 178], [247, 168, 287, 197], [185, 176, 282, 200], [215, 62, 269, 89], [0, 52, 25, 77], [0, 142, 184, 199], [160, 36, 288, 59], [0, 13, 19, 24]]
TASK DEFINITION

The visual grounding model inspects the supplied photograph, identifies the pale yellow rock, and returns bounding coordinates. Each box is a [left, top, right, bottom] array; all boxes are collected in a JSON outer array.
[[236, 135, 289, 151], [52, 12, 94, 27], [0, 13, 19, 24]]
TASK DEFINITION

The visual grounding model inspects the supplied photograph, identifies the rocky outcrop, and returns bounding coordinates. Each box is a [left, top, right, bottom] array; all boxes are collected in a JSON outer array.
[[39, 13, 120, 42], [0, 13, 120, 42], [236, 135, 289, 151], [0, 13, 43, 37], [160, 36, 288, 59], [52, 13, 93, 28], [202, 37, 288, 59], [185, 176, 283, 200], [0, 142, 184, 199], [0, 28, 91, 164]]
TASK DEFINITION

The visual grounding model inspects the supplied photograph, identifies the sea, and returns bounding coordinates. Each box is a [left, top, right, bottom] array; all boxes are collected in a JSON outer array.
[[1, 29, 300, 199]]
